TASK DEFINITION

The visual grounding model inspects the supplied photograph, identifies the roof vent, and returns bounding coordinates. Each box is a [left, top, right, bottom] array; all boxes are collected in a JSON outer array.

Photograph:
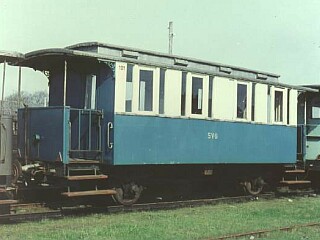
[[219, 66, 232, 74], [256, 74, 268, 80], [121, 50, 139, 59], [174, 58, 188, 66]]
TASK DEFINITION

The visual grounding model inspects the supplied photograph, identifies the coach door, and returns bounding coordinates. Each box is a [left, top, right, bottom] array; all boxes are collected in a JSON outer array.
[[96, 62, 115, 164]]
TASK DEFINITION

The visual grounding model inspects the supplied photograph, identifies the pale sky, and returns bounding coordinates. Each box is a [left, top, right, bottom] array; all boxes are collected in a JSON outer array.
[[1, 0, 320, 96]]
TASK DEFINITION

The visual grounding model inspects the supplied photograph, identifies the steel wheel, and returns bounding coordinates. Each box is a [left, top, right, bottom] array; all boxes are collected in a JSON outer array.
[[112, 182, 143, 206], [11, 159, 22, 185], [243, 177, 264, 195]]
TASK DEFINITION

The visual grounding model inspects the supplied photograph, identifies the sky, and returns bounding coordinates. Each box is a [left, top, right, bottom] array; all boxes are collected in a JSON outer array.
[[0, 0, 320, 96]]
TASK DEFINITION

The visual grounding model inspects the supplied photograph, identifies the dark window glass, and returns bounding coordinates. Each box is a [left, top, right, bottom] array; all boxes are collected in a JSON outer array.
[[237, 84, 247, 119], [159, 69, 165, 114], [181, 72, 187, 116], [192, 77, 203, 114], [208, 77, 213, 118], [139, 70, 153, 111], [251, 83, 255, 121], [274, 91, 283, 122], [125, 64, 133, 112]]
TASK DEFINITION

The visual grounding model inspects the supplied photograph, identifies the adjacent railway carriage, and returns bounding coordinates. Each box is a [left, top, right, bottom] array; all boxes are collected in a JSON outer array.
[[9, 42, 317, 203], [0, 52, 23, 189]]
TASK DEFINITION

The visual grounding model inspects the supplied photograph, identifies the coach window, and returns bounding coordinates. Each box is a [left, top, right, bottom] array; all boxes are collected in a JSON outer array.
[[139, 69, 153, 111], [159, 69, 166, 114], [208, 76, 214, 117], [274, 90, 283, 122], [84, 74, 96, 109], [125, 64, 134, 112], [192, 77, 203, 114], [251, 83, 256, 121], [237, 83, 247, 119], [311, 96, 320, 118], [287, 89, 290, 124], [181, 72, 187, 116]]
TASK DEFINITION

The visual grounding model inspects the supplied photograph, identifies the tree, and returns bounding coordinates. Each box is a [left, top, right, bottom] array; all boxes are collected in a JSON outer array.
[[2, 90, 48, 114]]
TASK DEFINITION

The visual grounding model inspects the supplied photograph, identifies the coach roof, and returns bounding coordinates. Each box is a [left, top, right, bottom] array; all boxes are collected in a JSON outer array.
[[19, 42, 317, 92]]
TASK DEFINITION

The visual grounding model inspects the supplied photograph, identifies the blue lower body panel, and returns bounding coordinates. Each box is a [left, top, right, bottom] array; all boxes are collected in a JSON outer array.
[[113, 115, 296, 165]]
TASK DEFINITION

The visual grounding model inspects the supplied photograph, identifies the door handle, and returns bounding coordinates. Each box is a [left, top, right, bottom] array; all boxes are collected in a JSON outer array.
[[107, 122, 113, 150]]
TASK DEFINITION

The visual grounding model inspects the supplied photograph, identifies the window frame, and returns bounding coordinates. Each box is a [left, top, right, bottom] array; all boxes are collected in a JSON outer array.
[[191, 76, 204, 115], [187, 73, 209, 119], [273, 88, 285, 124], [132, 65, 157, 115], [235, 81, 250, 121]]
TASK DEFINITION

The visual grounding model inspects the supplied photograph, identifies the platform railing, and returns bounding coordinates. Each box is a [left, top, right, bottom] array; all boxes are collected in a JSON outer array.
[[69, 108, 103, 160]]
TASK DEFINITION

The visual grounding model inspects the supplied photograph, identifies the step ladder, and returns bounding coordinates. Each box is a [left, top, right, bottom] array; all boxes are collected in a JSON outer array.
[[60, 159, 116, 197], [0, 187, 18, 214], [279, 164, 311, 187]]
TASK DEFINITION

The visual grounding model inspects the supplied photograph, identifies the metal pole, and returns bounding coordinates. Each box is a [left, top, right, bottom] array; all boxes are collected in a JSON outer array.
[[18, 66, 22, 108], [1, 59, 6, 111], [63, 60, 67, 106], [168, 21, 174, 55]]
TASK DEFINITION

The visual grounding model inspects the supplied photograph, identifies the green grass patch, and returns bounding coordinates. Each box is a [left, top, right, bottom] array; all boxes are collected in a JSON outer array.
[[1, 197, 320, 240]]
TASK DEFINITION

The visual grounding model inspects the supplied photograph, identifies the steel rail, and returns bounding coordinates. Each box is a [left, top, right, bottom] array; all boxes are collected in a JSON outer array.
[[0, 210, 62, 223], [1, 192, 301, 224], [104, 193, 275, 213], [210, 222, 320, 240]]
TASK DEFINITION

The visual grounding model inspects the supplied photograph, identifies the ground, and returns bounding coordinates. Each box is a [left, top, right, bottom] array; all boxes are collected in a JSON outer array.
[[1, 196, 320, 240]]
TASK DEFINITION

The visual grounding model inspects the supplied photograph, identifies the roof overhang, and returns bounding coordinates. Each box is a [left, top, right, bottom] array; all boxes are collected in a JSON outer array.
[[0, 51, 24, 64], [19, 48, 104, 71]]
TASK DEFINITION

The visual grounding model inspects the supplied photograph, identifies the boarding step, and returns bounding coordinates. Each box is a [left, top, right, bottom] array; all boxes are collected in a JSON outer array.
[[66, 163, 100, 175], [61, 189, 116, 197], [69, 158, 100, 164], [65, 175, 108, 181], [280, 180, 311, 185], [284, 163, 305, 170], [284, 169, 306, 174], [0, 200, 18, 205]]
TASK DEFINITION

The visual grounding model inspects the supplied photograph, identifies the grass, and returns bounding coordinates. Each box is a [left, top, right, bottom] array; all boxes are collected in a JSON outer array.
[[1, 196, 320, 240]]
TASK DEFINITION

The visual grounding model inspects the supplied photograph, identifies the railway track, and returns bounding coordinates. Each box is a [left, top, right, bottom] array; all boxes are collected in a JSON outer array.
[[1, 191, 316, 224], [0, 193, 275, 223], [211, 222, 320, 240], [103, 193, 275, 213], [0, 210, 62, 223]]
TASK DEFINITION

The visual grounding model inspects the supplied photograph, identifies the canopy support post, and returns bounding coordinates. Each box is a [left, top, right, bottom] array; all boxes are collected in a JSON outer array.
[[18, 66, 22, 108], [1, 59, 6, 112], [63, 60, 67, 106]]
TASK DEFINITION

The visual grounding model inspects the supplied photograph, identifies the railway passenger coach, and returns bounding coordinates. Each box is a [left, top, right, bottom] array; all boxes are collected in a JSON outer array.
[[5, 42, 316, 204]]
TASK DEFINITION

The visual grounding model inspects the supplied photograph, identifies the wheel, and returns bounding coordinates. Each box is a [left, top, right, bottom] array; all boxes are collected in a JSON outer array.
[[243, 177, 264, 195], [11, 159, 22, 185], [112, 182, 143, 205]]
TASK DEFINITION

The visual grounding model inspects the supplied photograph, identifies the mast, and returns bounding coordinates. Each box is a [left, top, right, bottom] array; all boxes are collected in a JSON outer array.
[[168, 21, 174, 55]]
